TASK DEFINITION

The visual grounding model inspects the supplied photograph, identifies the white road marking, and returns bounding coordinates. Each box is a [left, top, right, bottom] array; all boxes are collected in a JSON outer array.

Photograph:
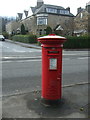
[[77, 57, 88, 60], [1, 56, 88, 63], [12, 49, 41, 53], [1, 44, 10, 49], [13, 49, 26, 52], [2, 59, 42, 63], [2, 56, 42, 59], [63, 53, 88, 56]]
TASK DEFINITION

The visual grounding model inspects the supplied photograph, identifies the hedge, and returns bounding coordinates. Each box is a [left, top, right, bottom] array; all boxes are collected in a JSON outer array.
[[13, 35, 89, 49], [13, 35, 37, 43], [63, 36, 89, 49]]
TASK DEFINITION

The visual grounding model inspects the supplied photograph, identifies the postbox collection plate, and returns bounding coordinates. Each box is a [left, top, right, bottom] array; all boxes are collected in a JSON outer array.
[[49, 58, 57, 70]]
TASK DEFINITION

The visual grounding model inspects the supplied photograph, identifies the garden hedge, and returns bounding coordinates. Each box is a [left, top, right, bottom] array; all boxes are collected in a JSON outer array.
[[13, 35, 89, 49], [13, 35, 37, 43], [63, 36, 89, 49]]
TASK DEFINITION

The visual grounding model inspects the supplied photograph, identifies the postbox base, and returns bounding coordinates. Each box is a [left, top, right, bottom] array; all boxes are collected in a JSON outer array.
[[41, 98, 61, 107]]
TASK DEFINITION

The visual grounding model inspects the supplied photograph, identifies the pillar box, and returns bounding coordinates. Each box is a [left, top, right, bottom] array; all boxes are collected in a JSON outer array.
[[38, 34, 67, 106]]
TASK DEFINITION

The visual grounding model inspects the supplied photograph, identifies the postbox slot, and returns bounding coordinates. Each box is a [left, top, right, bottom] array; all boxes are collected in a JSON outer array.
[[48, 51, 59, 54]]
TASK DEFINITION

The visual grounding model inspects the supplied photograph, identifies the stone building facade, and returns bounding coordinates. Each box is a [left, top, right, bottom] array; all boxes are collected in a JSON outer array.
[[74, 2, 90, 36], [6, 21, 20, 34], [6, 0, 74, 36]]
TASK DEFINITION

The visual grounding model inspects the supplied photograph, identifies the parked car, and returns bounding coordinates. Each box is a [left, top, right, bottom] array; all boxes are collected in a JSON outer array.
[[0, 35, 5, 41]]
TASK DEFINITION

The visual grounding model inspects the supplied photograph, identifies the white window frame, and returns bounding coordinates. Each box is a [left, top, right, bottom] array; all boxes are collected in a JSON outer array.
[[37, 17, 47, 25]]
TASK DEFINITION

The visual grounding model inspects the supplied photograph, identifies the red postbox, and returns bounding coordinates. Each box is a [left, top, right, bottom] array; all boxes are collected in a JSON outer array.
[[38, 34, 67, 105]]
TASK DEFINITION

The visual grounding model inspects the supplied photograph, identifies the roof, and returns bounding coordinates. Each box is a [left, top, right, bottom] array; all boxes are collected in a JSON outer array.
[[31, 4, 74, 17], [76, 9, 88, 16], [86, 1, 90, 6], [74, 29, 87, 34]]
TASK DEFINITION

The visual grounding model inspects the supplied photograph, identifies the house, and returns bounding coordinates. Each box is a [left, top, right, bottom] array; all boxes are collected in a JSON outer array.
[[28, 0, 74, 35], [74, 2, 90, 36], [6, 0, 74, 36]]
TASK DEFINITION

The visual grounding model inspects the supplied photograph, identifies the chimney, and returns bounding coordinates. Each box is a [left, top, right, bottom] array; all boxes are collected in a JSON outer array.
[[24, 10, 28, 18], [17, 13, 23, 20], [86, 2, 90, 13], [77, 7, 82, 14], [37, 0, 44, 8], [66, 7, 70, 12]]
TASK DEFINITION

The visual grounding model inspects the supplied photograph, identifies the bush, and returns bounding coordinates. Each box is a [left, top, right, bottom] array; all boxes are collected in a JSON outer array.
[[63, 35, 89, 49], [21, 24, 26, 35], [46, 26, 52, 35], [2, 32, 9, 39], [13, 35, 37, 43]]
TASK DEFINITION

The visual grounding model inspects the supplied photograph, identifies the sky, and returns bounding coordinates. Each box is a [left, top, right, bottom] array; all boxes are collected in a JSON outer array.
[[0, 0, 89, 18]]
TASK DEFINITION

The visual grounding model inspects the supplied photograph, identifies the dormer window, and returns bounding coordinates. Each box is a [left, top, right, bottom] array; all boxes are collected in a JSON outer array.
[[46, 8, 57, 13], [59, 10, 69, 14]]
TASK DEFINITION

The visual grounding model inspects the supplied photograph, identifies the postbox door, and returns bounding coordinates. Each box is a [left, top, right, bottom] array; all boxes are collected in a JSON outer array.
[[46, 55, 62, 100]]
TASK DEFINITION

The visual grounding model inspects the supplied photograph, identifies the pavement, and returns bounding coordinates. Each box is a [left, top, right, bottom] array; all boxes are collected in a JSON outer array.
[[6, 39, 41, 49], [2, 83, 89, 118], [1, 39, 89, 119]]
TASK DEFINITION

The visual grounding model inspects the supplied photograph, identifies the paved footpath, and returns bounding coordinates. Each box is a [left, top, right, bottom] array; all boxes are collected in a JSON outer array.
[[2, 83, 89, 118]]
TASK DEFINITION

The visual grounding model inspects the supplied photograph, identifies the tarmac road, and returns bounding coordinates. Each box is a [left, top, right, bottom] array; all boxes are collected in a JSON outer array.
[[1, 40, 88, 96], [2, 52, 88, 96]]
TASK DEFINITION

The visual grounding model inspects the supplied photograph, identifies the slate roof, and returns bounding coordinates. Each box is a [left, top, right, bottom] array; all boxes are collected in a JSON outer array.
[[31, 4, 74, 17]]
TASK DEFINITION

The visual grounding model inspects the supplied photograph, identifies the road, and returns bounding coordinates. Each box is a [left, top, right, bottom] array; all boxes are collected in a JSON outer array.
[[0, 41, 88, 96]]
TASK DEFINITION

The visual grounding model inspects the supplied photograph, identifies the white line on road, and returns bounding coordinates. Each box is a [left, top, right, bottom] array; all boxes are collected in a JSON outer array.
[[2, 56, 42, 59], [63, 53, 88, 56], [1, 59, 42, 63], [13, 49, 26, 52], [77, 57, 88, 60], [1, 56, 88, 63], [2, 46, 10, 49]]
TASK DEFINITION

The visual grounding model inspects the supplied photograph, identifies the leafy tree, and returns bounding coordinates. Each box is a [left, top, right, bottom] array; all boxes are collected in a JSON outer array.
[[88, 15, 90, 34], [21, 24, 26, 35], [46, 26, 52, 35]]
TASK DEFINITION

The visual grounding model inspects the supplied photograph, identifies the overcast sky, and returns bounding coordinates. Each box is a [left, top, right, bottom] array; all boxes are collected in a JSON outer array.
[[0, 0, 89, 17]]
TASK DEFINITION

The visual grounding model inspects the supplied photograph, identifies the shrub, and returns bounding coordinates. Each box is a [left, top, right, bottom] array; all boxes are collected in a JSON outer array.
[[46, 26, 52, 35], [13, 35, 37, 43], [21, 24, 26, 35], [63, 35, 89, 49], [2, 32, 9, 39]]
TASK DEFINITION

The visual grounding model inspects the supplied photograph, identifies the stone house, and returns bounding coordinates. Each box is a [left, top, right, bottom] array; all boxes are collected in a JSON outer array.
[[6, 0, 74, 36], [29, 0, 74, 35], [74, 2, 90, 36], [6, 21, 20, 35]]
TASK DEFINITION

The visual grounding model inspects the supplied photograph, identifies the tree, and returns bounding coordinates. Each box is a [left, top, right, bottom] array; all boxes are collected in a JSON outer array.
[[88, 15, 90, 34], [46, 26, 52, 35], [21, 24, 26, 35]]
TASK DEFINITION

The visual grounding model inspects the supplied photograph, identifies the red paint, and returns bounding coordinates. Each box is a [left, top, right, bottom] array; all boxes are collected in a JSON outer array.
[[38, 34, 67, 100]]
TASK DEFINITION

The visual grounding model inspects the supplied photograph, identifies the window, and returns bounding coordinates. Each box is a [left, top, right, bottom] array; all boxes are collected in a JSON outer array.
[[46, 8, 57, 13], [65, 10, 69, 14], [37, 17, 47, 25], [59, 10, 69, 15], [60, 10, 65, 14]]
